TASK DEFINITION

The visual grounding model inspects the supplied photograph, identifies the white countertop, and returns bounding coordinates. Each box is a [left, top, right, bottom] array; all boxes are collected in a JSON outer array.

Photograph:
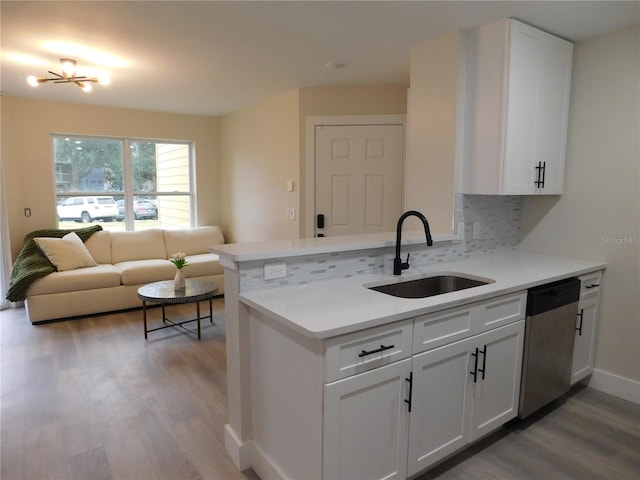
[[240, 252, 606, 340], [211, 230, 457, 262]]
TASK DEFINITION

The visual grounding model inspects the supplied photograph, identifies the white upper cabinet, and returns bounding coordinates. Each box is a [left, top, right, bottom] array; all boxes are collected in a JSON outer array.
[[460, 19, 574, 195]]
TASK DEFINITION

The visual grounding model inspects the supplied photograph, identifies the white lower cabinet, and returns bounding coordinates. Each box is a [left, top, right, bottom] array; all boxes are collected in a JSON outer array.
[[571, 271, 603, 384], [407, 320, 524, 476], [322, 299, 526, 480], [468, 321, 524, 441], [571, 297, 598, 384], [323, 358, 412, 480], [407, 335, 474, 475]]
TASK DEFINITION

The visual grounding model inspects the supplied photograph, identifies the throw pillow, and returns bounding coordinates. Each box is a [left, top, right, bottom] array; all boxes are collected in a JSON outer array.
[[34, 232, 98, 271]]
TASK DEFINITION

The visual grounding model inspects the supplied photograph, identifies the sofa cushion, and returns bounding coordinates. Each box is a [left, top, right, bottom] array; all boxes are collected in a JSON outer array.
[[27, 264, 121, 295], [111, 229, 166, 263], [84, 230, 112, 264], [163, 226, 225, 257], [183, 253, 224, 277], [33, 232, 98, 271], [115, 259, 176, 285]]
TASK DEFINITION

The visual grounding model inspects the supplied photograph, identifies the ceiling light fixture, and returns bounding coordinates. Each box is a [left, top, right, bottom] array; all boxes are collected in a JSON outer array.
[[27, 58, 110, 92]]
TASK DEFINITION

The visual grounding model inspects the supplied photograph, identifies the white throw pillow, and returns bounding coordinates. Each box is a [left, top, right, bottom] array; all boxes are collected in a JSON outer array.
[[34, 232, 98, 271]]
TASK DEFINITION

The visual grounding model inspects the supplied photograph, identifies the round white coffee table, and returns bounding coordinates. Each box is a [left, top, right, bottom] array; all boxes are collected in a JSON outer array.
[[137, 279, 218, 340]]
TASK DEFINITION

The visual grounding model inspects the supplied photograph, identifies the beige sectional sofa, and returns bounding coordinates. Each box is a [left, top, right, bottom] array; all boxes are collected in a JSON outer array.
[[25, 226, 225, 323]]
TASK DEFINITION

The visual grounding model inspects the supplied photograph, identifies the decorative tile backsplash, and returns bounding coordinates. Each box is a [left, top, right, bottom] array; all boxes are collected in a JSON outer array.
[[240, 194, 522, 292]]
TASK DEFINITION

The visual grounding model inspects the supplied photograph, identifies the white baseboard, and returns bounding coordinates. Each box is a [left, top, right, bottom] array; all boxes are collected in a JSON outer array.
[[224, 424, 253, 471], [251, 442, 289, 480], [585, 369, 640, 404], [224, 432, 290, 480]]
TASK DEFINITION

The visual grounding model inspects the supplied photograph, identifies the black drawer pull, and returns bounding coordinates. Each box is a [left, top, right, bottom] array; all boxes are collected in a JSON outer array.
[[585, 284, 600, 289], [359, 344, 394, 357]]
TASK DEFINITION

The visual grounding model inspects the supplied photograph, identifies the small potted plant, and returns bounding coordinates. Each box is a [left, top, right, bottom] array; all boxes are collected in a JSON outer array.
[[170, 252, 189, 290]]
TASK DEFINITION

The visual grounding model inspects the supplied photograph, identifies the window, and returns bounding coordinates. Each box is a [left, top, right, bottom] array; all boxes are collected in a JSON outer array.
[[53, 135, 193, 231]]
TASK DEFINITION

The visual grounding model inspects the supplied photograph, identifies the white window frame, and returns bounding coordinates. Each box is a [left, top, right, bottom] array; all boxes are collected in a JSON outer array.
[[52, 134, 195, 230]]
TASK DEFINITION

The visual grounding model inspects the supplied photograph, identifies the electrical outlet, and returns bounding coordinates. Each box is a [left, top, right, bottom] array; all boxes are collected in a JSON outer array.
[[264, 262, 287, 280], [286, 208, 296, 221]]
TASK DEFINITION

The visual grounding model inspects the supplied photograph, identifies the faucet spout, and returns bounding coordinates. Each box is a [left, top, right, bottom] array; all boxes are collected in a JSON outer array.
[[394, 210, 433, 275]]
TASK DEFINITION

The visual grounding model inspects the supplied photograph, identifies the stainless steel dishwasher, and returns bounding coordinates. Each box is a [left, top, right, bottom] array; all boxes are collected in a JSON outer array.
[[519, 277, 581, 418]]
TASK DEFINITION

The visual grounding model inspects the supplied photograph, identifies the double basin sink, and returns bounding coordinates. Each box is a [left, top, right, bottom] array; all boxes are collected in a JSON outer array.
[[367, 274, 494, 299]]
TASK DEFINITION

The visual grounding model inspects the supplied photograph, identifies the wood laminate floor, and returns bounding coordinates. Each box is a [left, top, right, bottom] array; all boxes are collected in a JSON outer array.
[[2, 303, 639, 480]]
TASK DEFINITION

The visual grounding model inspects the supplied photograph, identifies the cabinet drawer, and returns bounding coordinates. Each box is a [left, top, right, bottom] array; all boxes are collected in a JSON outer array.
[[324, 319, 412, 382], [477, 292, 527, 333], [413, 304, 474, 354], [579, 271, 602, 299]]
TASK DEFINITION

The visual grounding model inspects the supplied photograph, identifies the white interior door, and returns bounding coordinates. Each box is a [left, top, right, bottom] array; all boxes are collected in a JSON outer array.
[[315, 124, 404, 237]]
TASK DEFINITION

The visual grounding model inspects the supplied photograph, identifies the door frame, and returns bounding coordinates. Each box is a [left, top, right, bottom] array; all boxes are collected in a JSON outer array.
[[304, 114, 407, 238]]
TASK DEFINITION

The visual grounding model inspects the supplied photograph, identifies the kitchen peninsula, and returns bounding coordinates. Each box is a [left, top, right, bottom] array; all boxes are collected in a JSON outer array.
[[211, 231, 605, 480]]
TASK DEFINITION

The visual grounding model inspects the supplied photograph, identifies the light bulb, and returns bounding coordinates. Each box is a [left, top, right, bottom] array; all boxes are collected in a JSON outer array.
[[27, 75, 40, 87], [97, 73, 110, 85], [80, 82, 92, 92], [60, 58, 76, 77]]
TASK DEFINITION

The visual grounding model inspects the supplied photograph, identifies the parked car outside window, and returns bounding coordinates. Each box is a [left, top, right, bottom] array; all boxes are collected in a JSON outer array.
[[116, 199, 158, 220], [57, 196, 119, 223]]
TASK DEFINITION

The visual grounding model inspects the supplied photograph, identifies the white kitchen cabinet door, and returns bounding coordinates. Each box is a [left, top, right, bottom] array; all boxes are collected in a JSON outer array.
[[469, 320, 525, 441], [503, 20, 573, 194], [571, 296, 599, 384], [461, 19, 573, 195], [407, 337, 474, 477], [323, 358, 411, 480]]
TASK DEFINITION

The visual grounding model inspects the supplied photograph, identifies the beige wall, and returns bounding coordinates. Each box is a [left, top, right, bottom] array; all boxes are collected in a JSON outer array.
[[219, 85, 408, 243], [298, 85, 407, 118], [1, 96, 220, 258], [219, 90, 301, 243], [520, 27, 640, 382], [404, 31, 460, 235], [298, 85, 408, 235]]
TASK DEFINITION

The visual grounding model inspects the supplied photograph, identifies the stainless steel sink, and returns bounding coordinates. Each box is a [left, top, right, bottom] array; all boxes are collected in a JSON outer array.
[[367, 275, 493, 299]]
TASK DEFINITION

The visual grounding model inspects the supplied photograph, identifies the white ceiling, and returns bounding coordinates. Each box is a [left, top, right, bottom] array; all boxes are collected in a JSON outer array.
[[2, 1, 639, 116]]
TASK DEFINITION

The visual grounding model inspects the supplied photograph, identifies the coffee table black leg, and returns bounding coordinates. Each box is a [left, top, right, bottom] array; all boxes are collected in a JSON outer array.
[[209, 296, 213, 323], [197, 301, 201, 339], [162, 303, 166, 324], [143, 300, 148, 339]]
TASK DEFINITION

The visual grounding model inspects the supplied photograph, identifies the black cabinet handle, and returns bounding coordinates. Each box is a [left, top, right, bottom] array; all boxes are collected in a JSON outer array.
[[359, 344, 394, 358], [535, 162, 543, 188], [470, 348, 479, 383], [405, 372, 413, 412], [576, 310, 584, 336], [478, 345, 487, 380], [534, 161, 547, 188], [585, 284, 600, 289], [317, 214, 325, 229]]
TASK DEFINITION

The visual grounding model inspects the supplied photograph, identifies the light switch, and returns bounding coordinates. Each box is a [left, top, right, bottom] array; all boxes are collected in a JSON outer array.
[[472, 222, 481, 239], [286, 208, 295, 221], [286, 180, 294, 192]]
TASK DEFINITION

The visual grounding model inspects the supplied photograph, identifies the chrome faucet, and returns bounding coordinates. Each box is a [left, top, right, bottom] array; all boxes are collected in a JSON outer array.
[[394, 210, 433, 275]]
